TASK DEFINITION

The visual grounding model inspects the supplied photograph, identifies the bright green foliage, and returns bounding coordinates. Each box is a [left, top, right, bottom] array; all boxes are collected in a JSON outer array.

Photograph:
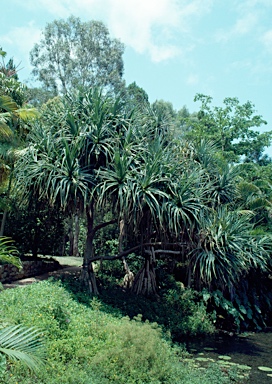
[[30, 16, 124, 94], [5, 46, 272, 331], [0, 325, 45, 376], [184, 94, 271, 163], [0, 60, 39, 236], [0, 281, 236, 384], [235, 162, 272, 228], [151, 99, 177, 133], [0, 236, 21, 269], [13, 88, 272, 302]]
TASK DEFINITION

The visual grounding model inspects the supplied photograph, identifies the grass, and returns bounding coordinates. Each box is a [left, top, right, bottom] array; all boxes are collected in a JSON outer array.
[[43, 255, 83, 267]]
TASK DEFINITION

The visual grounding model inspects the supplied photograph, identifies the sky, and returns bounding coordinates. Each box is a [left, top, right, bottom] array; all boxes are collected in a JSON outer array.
[[1, 0, 272, 153]]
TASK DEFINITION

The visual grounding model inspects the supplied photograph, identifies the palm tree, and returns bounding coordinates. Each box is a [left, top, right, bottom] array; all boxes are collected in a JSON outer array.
[[0, 325, 45, 376], [0, 236, 45, 375]]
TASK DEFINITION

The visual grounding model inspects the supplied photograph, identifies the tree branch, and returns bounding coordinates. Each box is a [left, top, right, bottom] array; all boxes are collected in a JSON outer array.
[[89, 242, 186, 263], [92, 219, 117, 235]]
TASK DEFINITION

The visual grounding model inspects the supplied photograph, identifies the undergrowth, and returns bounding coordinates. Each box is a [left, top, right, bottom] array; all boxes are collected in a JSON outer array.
[[0, 280, 242, 383]]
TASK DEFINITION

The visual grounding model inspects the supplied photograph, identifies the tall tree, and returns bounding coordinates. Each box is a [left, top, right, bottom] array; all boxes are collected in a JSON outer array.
[[15, 88, 129, 293], [125, 82, 150, 113], [30, 16, 125, 94], [184, 94, 271, 163]]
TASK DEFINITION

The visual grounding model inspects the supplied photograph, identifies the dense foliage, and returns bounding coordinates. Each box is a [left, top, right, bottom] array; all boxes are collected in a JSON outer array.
[[1, 17, 272, 378], [30, 16, 124, 94], [0, 280, 240, 384]]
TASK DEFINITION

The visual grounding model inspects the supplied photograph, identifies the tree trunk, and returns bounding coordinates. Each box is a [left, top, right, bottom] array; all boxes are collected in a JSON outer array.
[[68, 211, 80, 257], [131, 247, 157, 295], [0, 165, 13, 237], [119, 219, 134, 289], [0, 210, 7, 237], [73, 210, 80, 257], [68, 217, 74, 256], [80, 260, 98, 295], [122, 256, 134, 289], [79, 202, 98, 295]]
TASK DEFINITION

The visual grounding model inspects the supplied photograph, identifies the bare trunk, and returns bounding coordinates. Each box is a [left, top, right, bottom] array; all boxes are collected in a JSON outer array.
[[68, 211, 80, 257], [131, 247, 157, 295], [80, 261, 98, 295], [0, 210, 7, 237], [68, 216, 74, 256], [79, 203, 98, 295], [0, 166, 13, 237], [118, 219, 134, 289], [122, 257, 134, 289], [73, 210, 80, 257], [187, 264, 192, 288], [61, 233, 66, 256]]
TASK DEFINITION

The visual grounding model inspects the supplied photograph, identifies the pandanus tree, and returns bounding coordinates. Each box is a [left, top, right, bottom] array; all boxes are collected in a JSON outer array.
[[189, 207, 271, 294], [96, 122, 176, 295], [180, 140, 272, 294], [15, 88, 130, 294]]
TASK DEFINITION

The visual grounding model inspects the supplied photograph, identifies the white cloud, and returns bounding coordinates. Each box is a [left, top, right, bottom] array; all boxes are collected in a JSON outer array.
[[214, 0, 272, 44], [261, 29, 272, 53], [241, 0, 272, 7], [20, 0, 99, 17], [107, 0, 214, 62], [10, 0, 214, 63], [106, 0, 182, 61], [215, 12, 258, 42], [187, 74, 199, 85], [1, 21, 41, 53]]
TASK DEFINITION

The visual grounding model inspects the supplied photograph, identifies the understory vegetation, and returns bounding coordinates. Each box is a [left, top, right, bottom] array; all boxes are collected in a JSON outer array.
[[0, 280, 243, 384]]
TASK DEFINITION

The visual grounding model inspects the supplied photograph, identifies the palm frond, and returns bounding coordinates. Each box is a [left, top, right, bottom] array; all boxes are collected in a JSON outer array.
[[0, 237, 22, 269], [0, 95, 18, 113], [0, 325, 45, 373]]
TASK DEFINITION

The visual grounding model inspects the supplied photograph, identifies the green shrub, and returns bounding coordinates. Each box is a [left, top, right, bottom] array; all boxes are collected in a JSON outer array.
[[164, 286, 215, 337], [90, 315, 182, 383], [95, 283, 215, 340], [0, 280, 236, 384]]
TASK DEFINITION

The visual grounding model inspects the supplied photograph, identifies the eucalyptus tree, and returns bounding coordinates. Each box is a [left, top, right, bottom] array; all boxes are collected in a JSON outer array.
[[30, 16, 124, 94], [125, 82, 150, 113]]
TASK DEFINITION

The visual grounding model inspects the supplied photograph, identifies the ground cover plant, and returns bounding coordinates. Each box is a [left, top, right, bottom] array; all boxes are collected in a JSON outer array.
[[0, 280, 245, 384]]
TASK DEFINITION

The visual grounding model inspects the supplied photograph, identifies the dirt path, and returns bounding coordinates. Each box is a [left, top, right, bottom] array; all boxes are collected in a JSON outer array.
[[3, 265, 82, 289]]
